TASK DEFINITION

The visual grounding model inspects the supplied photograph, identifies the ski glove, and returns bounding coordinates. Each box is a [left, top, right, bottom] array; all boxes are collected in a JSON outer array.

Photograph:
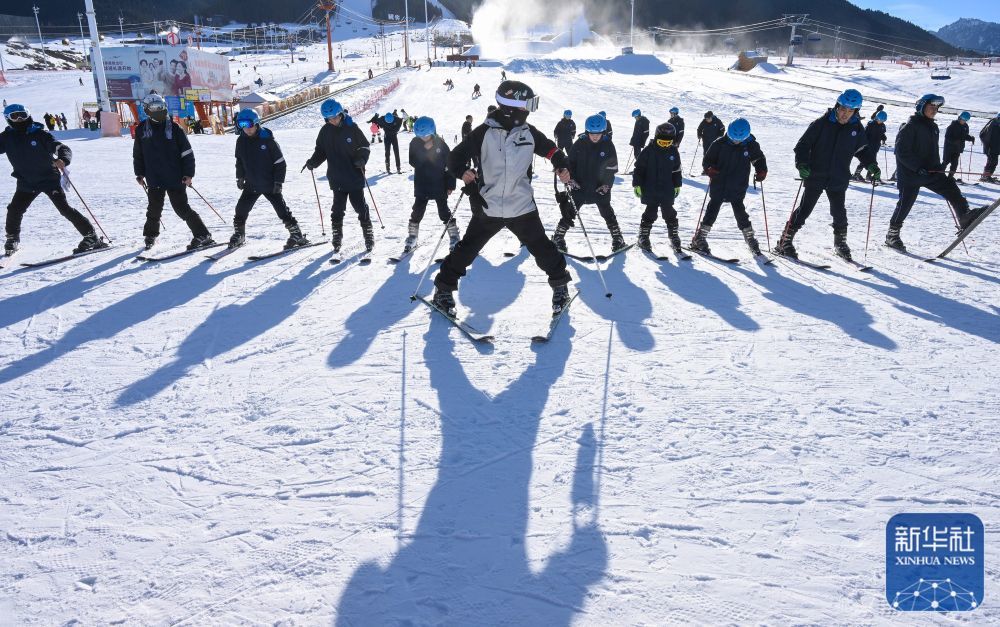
[[596, 184, 611, 195], [236, 178, 245, 190], [866, 163, 881, 182], [706, 166, 720, 178], [273, 182, 283, 194], [674, 187, 681, 198], [302, 162, 315, 172], [796, 164, 811, 179], [633, 186, 642, 198], [754, 169, 767, 182]]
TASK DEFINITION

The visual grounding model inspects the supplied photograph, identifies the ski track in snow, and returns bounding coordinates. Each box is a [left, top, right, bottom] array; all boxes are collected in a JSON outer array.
[[1, 45, 999, 625]]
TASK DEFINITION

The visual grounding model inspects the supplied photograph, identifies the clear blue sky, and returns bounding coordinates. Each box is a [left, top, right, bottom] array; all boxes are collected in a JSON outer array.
[[850, 1, 1000, 31]]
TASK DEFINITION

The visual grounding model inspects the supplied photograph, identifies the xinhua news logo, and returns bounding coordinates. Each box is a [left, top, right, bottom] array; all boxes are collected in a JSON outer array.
[[886, 513, 984, 611]]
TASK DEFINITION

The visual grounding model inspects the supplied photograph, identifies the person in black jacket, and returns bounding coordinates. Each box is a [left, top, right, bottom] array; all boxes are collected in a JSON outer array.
[[628, 109, 650, 159], [230, 109, 306, 250], [404, 116, 459, 253], [461, 115, 473, 141], [633, 122, 683, 253], [696, 111, 725, 154], [885, 94, 989, 251], [1, 103, 103, 255], [376, 112, 403, 173], [942, 111, 974, 181], [775, 89, 880, 261], [553, 110, 576, 152], [306, 98, 373, 253], [668, 107, 684, 146], [598, 111, 613, 140], [690, 118, 768, 256], [853, 111, 888, 181], [133, 94, 213, 250], [560, 114, 622, 252], [980, 113, 1000, 183]]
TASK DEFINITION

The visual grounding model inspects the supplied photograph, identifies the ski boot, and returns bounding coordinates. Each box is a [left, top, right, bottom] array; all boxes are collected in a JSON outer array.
[[403, 221, 419, 253], [551, 283, 571, 317], [833, 228, 852, 261], [446, 219, 461, 251], [362, 220, 375, 253], [228, 229, 245, 249], [386, 162, 392, 174], [4, 233, 19, 255], [774, 222, 799, 258], [284, 222, 308, 248], [884, 225, 906, 251], [666, 223, 682, 253], [396, 168, 402, 175], [331, 224, 343, 252], [431, 287, 456, 317], [143, 236, 156, 250], [187, 234, 215, 250], [851, 169, 866, 182], [74, 232, 107, 254], [958, 206, 989, 231], [689, 224, 711, 254], [636, 223, 653, 252], [741, 226, 762, 256], [609, 224, 626, 252], [551, 223, 569, 253]]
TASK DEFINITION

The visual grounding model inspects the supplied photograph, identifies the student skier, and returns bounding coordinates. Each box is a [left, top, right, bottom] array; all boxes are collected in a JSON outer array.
[[403, 116, 459, 254], [885, 94, 989, 251], [979, 112, 1000, 183], [431, 81, 574, 317], [628, 109, 650, 161], [668, 106, 685, 146], [942, 111, 974, 181], [304, 98, 374, 254], [775, 89, 881, 261], [563, 114, 623, 252], [690, 118, 768, 256], [1, 103, 106, 255], [229, 109, 307, 249], [133, 94, 214, 250], [853, 110, 888, 181], [696, 111, 725, 154], [633, 122, 683, 253], [553, 110, 576, 152], [370, 111, 402, 174]]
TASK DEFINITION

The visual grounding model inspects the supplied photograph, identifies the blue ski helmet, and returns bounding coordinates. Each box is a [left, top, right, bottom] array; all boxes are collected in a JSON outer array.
[[875, 111, 888, 123], [727, 118, 751, 143], [836, 88, 863, 110], [563, 109, 572, 117], [632, 109, 641, 117], [958, 111, 971, 121], [413, 116, 436, 138], [320, 98, 344, 120], [585, 114, 607, 133], [915, 93, 944, 113], [995, 111, 1000, 119], [3, 103, 29, 121], [384, 112, 395, 123], [598, 111, 606, 117], [235, 108, 260, 128], [669, 106, 679, 115]]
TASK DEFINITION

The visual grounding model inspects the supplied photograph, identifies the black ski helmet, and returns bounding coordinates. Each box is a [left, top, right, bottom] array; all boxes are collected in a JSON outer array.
[[655, 122, 677, 141], [495, 80, 539, 112]]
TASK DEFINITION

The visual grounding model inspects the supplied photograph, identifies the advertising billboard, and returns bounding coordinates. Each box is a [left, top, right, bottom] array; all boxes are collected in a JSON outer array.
[[97, 46, 232, 103]]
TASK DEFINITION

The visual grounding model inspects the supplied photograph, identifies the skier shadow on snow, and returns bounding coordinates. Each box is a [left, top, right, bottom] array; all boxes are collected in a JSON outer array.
[[842, 269, 1000, 344], [733, 264, 896, 349], [922, 258, 1000, 288], [460, 245, 528, 332], [570, 253, 655, 350], [653, 259, 760, 332], [119, 253, 333, 405], [0, 260, 254, 387], [0, 250, 138, 332], [334, 321, 608, 625]]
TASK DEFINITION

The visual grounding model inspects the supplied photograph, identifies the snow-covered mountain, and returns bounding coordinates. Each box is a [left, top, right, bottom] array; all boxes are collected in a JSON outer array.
[[937, 18, 1000, 54]]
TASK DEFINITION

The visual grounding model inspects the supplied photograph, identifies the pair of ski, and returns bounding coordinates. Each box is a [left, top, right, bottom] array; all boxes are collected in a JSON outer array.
[[415, 290, 579, 344], [135, 241, 328, 263], [388, 244, 441, 265], [563, 243, 636, 263], [5, 244, 116, 270]]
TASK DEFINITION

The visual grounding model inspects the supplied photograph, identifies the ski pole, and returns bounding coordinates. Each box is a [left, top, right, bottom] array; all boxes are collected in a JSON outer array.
[[694, 186, 709, 232], [309, 169, 326, 236], [363, 175, 385, 229], [967, 147, 973, 176], [758, 180, 771, 252], [882, 145, 888, 175], [411, 192, 464, 301], [623, 147, 634, 174], [687, 142, 701, 177], [863, 181, 876, 263], [566, 184, 612, 298], [188, 185, 227, 224], [64, 173, 112, 243], [790, 179, 803, 215]]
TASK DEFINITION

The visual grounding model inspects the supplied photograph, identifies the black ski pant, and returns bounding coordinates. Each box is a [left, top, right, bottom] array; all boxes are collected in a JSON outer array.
[[384, 135, 400, 171], [410, 195, 450, 223], [640, 201, 678, 227], [555, 190, 576, 228], [434, 209, 570, 292], [143, 186, 210, 239], [234, 189, 296, 231], [789, 183, 848, 231], [942, 149, 962, 177], [985, 153, 999, 177], [890, 175, 970, 228], [570, 193, 619, 231], [5, 188, 93, 238], [331, 189, 371, 228], [702, 194, 751, 230]]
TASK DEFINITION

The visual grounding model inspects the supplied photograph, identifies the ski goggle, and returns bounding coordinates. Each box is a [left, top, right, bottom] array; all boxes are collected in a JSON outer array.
[[656, 138, 674, 148], [237, 119, 255, 128], [6, 111, 29, 121], [495, 93, 540, 112]]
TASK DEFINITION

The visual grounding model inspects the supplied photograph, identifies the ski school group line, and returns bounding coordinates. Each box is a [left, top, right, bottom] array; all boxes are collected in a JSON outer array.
[[1, 82, 997, 338]]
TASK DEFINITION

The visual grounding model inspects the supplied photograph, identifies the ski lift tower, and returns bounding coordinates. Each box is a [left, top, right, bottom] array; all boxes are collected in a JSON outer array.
[[318, 1, 336, 71], [784, 14, 809, 66]]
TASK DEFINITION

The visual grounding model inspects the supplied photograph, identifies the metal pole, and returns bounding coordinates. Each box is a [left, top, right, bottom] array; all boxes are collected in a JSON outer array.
[[404, 0, 410, 65], [33, 6, 45, 65], [630, 0, 635, 48], [424, 0, 430, 64], [77, 13, 87, 64], [118, 16, 124, 40], [326, 11, 334, 71], [84, 0, 111, 113]]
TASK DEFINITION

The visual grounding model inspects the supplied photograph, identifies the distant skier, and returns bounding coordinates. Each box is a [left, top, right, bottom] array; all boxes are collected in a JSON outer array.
[[1, 103, 106, 255], [472, 84, 481, 98], [371, 111, 402, 174], [230, 109, 307, 249], [461, 114, 473, 141], [431, 81, 574, 317], [403, 116, 459, 254], [633, 122, 683, 253], [775, 89, 880, 261], [369, 118, 382, 143], [553, 110, 576, 152], [668, 107, 685, 146], [690, 118, 768, 256], [304, 98, 374, 254], [696, 111, 725, 154], [501, 70, 507, 81], [133, 94, 214, 250], [884, 94, 989, 251], [561, 114, 623, 253], [853, 110, 888, 181], [628, 108, 650, 160], [598, 110, 613, 139], [942, 111, 974, 181], [980, 112, 1000, 183]]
